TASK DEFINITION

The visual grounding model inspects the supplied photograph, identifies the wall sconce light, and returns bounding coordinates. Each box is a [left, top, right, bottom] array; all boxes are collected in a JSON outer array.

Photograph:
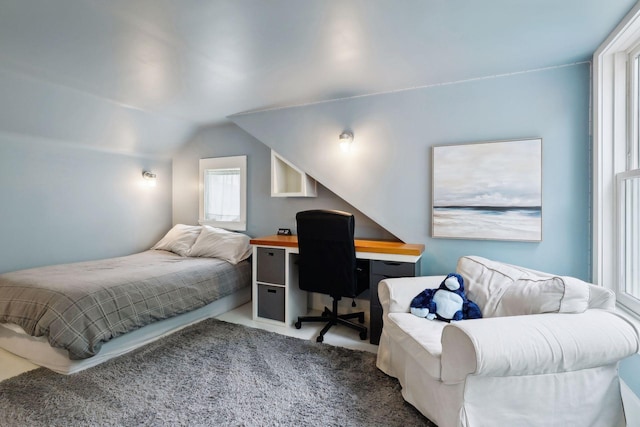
[[142, 171, 157, 187], [339, 131, 354, 152]]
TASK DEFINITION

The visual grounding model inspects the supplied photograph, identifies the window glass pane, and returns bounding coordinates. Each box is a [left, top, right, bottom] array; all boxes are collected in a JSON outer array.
[[204, 168, 241, 221], [636, 54, 640, 169], [198, 156, 246, 231], [621, 173, 640, 301]]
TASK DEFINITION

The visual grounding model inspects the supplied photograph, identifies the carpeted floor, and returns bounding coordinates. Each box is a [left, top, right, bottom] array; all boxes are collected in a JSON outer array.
[[0, 319, 436, 426]]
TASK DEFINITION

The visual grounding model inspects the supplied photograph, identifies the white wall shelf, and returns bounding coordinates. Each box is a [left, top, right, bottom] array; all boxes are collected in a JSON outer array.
[[271, 150, 317, 197]]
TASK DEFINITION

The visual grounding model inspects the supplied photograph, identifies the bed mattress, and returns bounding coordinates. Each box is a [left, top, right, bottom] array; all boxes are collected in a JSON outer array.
[[0, 250, 251, 360]]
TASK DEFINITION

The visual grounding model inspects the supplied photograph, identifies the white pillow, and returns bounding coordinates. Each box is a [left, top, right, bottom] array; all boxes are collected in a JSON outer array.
[[456, 255, 590, 318], [151, 224, 202, 256], [188, 226, 252, 264]]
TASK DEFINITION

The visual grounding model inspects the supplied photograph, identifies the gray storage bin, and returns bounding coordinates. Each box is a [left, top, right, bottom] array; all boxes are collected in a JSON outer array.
[[256, 247, 285, 285], [257, 284, 285, 322]]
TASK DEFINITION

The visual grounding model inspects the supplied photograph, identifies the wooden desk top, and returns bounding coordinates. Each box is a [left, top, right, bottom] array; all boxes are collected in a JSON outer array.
[[249, 235, 425, 257]]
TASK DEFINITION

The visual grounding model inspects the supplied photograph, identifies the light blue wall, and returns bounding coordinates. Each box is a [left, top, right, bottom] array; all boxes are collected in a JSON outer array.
[[172, 122, 396, 241], [0, 132, 172, 273], [620, 355, 640, 397], [230, 63, 591, 280]]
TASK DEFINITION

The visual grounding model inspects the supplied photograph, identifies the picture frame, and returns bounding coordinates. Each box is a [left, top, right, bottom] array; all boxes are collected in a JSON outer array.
[[432, 138, 542, 242]]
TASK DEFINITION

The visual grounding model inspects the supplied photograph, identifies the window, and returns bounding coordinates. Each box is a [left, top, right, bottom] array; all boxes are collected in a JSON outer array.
[[617, 44, 640, 312], [199, 156, 247, 231], [594, 3, 640, 315]]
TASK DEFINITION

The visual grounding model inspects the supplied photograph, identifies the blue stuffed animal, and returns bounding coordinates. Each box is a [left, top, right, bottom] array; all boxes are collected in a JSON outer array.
[[410, 273, 482, 322]]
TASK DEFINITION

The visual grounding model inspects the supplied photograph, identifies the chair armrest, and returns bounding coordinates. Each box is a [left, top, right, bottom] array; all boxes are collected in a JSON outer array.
[[440, 309, 639, 383], [378, 276, 446, 314]]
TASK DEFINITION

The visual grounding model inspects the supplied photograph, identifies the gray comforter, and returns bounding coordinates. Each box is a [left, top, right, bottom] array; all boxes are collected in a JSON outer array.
[[0, 250, 251, 359]]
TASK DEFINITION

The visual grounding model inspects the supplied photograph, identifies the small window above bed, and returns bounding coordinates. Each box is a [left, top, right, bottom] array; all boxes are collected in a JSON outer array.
[[199, 156, 247, 231]]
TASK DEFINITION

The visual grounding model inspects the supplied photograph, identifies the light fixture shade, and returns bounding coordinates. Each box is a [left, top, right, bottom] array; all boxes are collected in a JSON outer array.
[[142, 171, 157, 187], [339, 131, 354, 152]]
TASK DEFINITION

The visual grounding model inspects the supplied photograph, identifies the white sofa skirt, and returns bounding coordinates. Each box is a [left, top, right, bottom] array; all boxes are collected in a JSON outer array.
[[377, 325, 626, 427]]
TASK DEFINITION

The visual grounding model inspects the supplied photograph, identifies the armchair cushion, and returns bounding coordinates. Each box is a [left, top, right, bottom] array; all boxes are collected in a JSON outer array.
[[386, 312, 446, 379], [457, 256, 592, 317]]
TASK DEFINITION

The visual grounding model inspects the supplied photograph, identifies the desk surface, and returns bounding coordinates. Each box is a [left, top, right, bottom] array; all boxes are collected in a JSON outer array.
[[250, 235, 425, 257]]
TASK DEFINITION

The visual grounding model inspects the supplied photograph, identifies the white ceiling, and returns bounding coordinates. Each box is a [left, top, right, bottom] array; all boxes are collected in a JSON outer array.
[[0, 0, 635, 157]]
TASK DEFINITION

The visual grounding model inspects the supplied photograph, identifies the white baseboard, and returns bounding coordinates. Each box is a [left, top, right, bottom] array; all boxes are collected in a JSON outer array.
[[622, 380, 640, 426]]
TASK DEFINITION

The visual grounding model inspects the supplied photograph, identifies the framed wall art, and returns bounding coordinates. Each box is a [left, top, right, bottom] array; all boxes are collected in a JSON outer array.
[[432, 138, 542, 241]]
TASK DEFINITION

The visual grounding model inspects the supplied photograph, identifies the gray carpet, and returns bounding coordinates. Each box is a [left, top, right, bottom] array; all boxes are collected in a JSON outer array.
[[0, 319, 436, 426]]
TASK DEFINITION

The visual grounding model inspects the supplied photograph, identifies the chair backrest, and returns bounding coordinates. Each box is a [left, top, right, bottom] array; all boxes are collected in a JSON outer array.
[[296, 209, 357, 299]]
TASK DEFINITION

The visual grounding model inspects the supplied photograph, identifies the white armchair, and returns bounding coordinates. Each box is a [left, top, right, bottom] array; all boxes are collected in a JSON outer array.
[[376, 256, 639, 427]]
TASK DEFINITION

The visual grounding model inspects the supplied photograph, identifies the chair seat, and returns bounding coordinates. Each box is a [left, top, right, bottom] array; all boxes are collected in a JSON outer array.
[[386, 313, 446, 380]]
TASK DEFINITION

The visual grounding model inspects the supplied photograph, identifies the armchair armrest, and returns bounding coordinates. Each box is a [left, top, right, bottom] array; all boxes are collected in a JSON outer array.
[[441, 309, 639, 383], [378, 276, 446, 314]]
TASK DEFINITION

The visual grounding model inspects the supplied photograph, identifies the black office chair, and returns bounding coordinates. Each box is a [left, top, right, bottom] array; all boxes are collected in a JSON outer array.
[[294, 209, 368, 343]]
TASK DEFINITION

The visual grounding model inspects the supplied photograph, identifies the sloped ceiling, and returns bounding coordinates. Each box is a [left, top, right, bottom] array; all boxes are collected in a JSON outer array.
[[0, 0, 635, 157]]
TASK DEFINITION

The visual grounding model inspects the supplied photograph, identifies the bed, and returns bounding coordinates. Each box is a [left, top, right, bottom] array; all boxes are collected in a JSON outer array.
[[0, 224, 253, 374]]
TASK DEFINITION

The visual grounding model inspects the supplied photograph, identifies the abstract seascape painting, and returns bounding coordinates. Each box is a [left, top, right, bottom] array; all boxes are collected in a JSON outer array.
[[432, 138, 542, 241]]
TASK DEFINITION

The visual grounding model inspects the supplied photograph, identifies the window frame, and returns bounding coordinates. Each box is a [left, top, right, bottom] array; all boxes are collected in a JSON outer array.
[[198, 155, 247, 231], [594, 2, 640, 317]]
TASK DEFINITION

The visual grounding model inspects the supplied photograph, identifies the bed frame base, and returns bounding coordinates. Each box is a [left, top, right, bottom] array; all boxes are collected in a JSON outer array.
[[0, 287, 251, 375]]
